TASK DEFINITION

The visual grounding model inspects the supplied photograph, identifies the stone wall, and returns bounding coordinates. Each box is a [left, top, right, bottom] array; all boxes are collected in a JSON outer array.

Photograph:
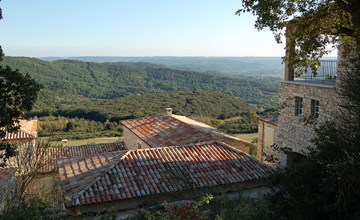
[[257, 119, 278, 165], [123, 127, 150, 150], [276, 81, 339, 165]]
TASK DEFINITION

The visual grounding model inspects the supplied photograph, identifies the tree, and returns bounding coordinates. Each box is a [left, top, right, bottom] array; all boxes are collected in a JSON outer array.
[[236, 0, 360, 67], [0, 3, 42, 166]]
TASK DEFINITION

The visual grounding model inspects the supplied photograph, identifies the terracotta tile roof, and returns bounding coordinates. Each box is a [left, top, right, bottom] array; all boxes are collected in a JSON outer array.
[[0, 167, 16, 184], [121, 115, 213, 147], [40, 142, 127, 173], [58, 141, 275, 208], [0, 128, 35, 141]]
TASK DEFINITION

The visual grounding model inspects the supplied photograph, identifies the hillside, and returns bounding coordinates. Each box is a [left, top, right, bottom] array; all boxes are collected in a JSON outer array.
[[1, 56, 279, 110], [48, 91, 256, 121], [41, 56, 285, 77]]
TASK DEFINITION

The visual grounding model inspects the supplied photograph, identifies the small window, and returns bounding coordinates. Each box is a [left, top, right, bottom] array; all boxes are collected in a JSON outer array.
[[295, 97, 303, 116], [311, 99, 320, 118], [137, 142, 142, 149]]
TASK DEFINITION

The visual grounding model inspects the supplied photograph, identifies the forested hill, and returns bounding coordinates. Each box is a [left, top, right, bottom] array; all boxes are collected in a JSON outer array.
[[1, 56, 279, 109], [41, 56, 284, 77], [45, 91, 257, 122]]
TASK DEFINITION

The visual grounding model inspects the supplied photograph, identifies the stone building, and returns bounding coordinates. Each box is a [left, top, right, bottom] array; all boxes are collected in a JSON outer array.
[[276, 79, 339, 165], [263, 33, 341, 166]]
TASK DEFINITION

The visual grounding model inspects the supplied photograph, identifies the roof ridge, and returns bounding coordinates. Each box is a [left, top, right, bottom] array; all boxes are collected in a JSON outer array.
[[168, 115, 212, 135], [57, 152, 121, 197], [63, 141, 123, 148], [0, 128, 35, 140], [74, 151, 129, 200]]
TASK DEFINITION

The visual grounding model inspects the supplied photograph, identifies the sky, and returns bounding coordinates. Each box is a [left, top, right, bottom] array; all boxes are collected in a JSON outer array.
[[0, 1, 325, 57]]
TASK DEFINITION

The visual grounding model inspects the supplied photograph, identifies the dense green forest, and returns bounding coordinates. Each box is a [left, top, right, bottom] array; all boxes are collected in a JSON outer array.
[[38, 116, 123, 141], [44, 91, 256, 121], [1, 56, 279, 110]]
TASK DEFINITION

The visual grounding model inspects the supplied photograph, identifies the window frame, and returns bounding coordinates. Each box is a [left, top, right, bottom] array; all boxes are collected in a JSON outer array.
[[294, 96, 303, 116], [311, 99, 320, 119]]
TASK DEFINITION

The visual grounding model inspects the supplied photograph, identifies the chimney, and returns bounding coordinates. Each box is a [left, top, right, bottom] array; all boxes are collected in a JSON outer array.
[[165, 108, 173, 116]]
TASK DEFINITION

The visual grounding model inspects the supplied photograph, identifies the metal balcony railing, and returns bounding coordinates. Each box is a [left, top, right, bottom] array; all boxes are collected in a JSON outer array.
[[295, 60, 337, 85]]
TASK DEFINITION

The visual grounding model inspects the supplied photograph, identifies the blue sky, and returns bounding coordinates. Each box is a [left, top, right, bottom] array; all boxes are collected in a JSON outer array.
[[1, 1, 288, 57]]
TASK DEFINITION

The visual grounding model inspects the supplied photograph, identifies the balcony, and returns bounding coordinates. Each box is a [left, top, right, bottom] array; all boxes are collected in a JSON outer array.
[[293, 60, 337, 86], [284, 29, 338, 87]]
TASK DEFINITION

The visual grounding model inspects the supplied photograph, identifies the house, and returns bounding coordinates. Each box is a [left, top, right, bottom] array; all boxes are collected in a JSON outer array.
[[57, 141, 275, 215], [0, 168, 16, 212], [121, 108, 253, 153], [259, 30, 341, 166]]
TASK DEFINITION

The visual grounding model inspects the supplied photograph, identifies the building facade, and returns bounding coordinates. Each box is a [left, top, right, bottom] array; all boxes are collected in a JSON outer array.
[[269, 33, 341, 166]]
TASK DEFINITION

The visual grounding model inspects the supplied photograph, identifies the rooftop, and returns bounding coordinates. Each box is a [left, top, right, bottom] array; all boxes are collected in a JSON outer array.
[[40, 142, 127, 173], [121, 115, 213, 147], [58, 141, 275, 208], [0, 128, 35, 141]]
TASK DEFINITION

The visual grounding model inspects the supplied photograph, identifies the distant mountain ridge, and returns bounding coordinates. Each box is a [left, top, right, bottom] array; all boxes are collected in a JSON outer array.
[[40, 56, 285, 77]]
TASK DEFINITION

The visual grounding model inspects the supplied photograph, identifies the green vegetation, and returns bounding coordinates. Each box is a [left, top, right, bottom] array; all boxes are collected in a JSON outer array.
[[38, 116, 123, 141], [1, 56, 279, 111], [49, 91, 256, 121], [134, 194, 267, 220], [235, 133, 258, 142], [42, 56, 285, 78], [1, 56, 277, 140], [237, 0, 359, 69], [36, 92, 259, 139]]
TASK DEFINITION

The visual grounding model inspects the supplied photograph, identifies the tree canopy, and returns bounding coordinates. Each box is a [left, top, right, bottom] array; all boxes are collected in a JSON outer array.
[[0, 66, 41, 136], [237, 0, 360, 66]]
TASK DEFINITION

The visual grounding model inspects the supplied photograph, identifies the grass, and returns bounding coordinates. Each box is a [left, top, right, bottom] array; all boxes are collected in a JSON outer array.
[[40, 136, 122, 146], [235, 133, 258, 157], [235, 133, 258, 142]]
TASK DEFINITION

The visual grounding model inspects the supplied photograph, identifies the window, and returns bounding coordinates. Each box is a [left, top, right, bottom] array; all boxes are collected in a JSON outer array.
[[137, 142, 142, 149], [287, 152, 307, 165], [295, 97, 303, 116], [311, 99, 320, 118]]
